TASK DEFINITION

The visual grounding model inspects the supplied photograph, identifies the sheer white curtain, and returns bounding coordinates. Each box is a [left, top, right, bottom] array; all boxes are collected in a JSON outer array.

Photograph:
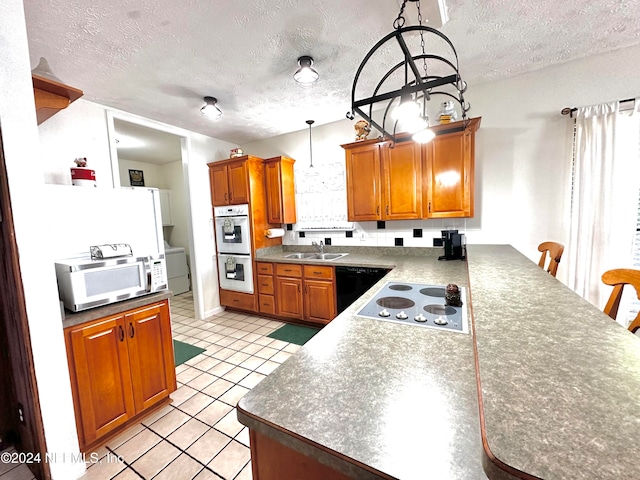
[[566, 101, 640, 322]]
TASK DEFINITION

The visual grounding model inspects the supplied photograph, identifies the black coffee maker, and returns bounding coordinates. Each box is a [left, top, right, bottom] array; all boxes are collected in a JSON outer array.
[[438, 229, 466, 261]]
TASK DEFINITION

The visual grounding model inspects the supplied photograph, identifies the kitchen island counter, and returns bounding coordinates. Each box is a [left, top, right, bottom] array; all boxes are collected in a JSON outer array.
[[239, 245, 640, 479], [241, 247, 485, 479]]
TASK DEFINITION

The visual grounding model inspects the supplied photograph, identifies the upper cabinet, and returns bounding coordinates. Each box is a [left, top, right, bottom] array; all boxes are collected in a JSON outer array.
[[209, 156, 255, 206], [342, 117, 480, 221], [32, 74, 83, 125], [423, 117, 480, 218], [344, 136, 422, 221], [264, 156, 297, 224]]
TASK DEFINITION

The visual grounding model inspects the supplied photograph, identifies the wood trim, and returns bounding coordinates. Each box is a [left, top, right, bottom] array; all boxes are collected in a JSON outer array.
[[0, 129, 49, 479]]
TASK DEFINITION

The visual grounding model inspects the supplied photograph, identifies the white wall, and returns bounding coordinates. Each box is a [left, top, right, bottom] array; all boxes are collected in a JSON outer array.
[[242, 44, 640, 285], [0, 1, 84, 478]]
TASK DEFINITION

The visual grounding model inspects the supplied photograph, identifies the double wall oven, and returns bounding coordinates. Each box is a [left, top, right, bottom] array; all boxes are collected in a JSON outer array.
[[214, 204, 253, 294]]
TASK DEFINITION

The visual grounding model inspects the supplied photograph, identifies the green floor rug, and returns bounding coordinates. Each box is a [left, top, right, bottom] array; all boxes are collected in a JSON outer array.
[[267, 324, 321, 346], [174, 340, 206, 366]]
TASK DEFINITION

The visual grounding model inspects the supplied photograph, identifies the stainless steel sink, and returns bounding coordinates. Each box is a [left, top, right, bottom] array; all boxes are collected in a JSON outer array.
[[284, 252, 317, 259], [284, 252, 349, 261], [310, 253, 348, 260]]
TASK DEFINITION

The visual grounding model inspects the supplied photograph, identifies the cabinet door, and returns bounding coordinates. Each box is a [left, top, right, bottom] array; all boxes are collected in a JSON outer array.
[[423, 129, 473, 218], [209, 164, 230, 206], [381, 141, 422, 219], [304, 279, 336, 324], [345, 144, 382, 221], [125, 302, 176, 413], [69, 315, 134, 446], [265, 161, 284, 223], [276, 277, 304, 319], [227, 161, 250, 204]]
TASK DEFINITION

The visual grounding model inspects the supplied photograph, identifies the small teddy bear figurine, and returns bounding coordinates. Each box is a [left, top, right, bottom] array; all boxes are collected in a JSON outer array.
[[354, 120, 371, 141], [74, 157, 88, 167]]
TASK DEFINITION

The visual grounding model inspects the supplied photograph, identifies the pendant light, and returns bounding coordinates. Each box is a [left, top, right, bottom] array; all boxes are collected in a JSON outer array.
[[306, 120, 319, 175]]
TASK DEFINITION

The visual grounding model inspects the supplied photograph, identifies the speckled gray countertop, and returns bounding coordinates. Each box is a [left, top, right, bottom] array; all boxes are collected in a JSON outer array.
[[467, 245, 640, 480], [240, 244, 640, 479], [240, 246, 487, 479], [61, 291, 173, 329]]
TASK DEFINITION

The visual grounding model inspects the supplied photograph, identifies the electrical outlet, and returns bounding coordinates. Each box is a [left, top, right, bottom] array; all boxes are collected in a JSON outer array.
[[360, 232, 366, 242]]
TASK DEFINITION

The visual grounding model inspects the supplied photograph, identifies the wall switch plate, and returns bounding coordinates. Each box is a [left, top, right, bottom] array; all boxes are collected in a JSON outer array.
[[360, 232, 366, 242]]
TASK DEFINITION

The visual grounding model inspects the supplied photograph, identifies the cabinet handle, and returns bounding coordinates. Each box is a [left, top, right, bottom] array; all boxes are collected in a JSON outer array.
[[118, 325, 125, 342], [129, 322, 135, 338], [386, 205, 389, 215], [313, 271, 322, 275], [261, 283, 268, 287], [298, 285, 301, 293], [428, 202, 431, 213], [229, 192, 233, 201], [376, 206, 379, 215], [305, 285, 308, 294], [224, 192, 228, 201], [285, 269, 292, 272], [233, 299, 239, 303]]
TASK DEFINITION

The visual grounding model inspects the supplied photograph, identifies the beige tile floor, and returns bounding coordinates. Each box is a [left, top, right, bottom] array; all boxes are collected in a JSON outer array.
[[0, 292, 300, 480]]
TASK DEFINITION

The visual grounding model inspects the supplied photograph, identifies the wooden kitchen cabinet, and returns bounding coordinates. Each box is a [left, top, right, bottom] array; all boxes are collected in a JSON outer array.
[[423, 117, 480, 218], [209, 157, 252, 206], [303, 265, 336, 324], [275, 263, 336, 324], [343, 139, 422, 221], [32, 74, 83, 125], [257, 262, 276, 315], [65, 300, 176, 450], [342, 117, 480, 220], [264, 156, 297, 224]]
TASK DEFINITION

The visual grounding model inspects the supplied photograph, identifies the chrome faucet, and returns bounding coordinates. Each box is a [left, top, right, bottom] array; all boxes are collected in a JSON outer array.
[[312, 241, 324, 253]]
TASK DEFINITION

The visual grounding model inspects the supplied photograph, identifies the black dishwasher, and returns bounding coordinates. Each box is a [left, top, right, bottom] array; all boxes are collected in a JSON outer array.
[[335, 266, 390, 314]]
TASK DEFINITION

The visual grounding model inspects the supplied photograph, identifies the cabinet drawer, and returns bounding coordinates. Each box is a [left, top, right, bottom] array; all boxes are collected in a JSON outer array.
[[276, 263, 302, 277], [303, 265, 334, 280], [256, 262, 274, 275], [220, 289, 257, 312], [258, 294, 276, 315], [257, 275, 274, 295]]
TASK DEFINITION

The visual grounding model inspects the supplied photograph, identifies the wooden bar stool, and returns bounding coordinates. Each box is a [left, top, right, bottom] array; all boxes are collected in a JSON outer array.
[[537, 242, 564, 277], [602, 269, 640, 333]]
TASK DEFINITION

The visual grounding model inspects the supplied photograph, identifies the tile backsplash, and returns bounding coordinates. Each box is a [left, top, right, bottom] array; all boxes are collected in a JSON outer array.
[[282, 219, 471, 248]]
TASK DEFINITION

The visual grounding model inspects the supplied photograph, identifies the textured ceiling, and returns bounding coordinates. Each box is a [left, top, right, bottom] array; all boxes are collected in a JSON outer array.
[[23, 0, 640, 146]]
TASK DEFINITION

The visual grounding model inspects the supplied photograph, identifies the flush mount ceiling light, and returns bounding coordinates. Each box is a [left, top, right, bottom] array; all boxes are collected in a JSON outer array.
[[200, 96, 222, 120], [346, 0, 470, 144], [294, 56, 319, 86]]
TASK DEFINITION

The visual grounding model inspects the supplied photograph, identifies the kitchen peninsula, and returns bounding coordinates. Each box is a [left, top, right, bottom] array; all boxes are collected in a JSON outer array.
[[238, 245, 640, 479]]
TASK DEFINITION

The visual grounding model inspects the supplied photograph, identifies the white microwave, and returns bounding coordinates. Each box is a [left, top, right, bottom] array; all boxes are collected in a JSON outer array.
[[55, 254, 168, 312]]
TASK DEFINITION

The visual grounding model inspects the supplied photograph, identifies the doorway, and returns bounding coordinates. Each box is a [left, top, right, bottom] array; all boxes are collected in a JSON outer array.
[[107, 114, 196, 304]]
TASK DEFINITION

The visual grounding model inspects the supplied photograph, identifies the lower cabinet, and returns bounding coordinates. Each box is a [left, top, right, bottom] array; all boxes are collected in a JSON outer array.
[[220, 288, 257, 312], [274, 263, 336, 325], [249, 430, 354, 480], [64, 300, 176, 450]]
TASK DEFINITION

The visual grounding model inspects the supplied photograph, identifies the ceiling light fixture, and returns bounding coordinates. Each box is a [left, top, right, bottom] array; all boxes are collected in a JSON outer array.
[[346, 0, 470, 144], [200, 96, 222, 120], [294, 56, 319, 86]]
